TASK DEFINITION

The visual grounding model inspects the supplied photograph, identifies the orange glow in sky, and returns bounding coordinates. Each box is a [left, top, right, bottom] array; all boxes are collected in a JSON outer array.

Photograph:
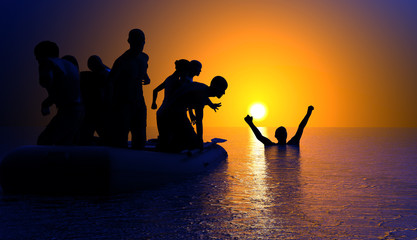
[[2, 0, 417, 127]]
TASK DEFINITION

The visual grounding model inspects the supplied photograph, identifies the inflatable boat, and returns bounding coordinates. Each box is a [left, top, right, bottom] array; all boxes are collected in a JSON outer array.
[[0, 139, 227, 195]]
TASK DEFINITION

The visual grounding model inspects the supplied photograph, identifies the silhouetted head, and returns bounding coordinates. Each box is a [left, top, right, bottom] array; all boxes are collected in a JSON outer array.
[[275, 126, 287, 144], [62, 55, 79, 69], [34, 41, 59, 61], [175, 59, 190, 75], [209, 76, 228, 98], [88, 55, 107, 72], [190, 60, 202, 77], [128, 29, 145, 51]]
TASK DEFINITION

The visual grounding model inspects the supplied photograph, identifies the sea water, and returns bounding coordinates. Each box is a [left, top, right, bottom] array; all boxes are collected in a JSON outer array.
[[0, 127, 416, 239]]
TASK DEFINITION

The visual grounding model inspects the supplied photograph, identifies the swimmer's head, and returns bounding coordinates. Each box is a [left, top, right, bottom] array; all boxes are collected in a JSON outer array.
[[275, 126, 287, 144]]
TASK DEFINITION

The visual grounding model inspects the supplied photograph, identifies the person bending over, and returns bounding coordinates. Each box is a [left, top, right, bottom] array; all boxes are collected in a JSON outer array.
[[158, 76, 228, 152], [34, 41, 84, 145]]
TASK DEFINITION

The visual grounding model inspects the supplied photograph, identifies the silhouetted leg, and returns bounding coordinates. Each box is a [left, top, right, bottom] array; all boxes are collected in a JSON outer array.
[[156, 110, 171, 151], [131, 103, 147, 150], [37, 114, 61, 145], [79, 111, 96, 145], [168, 111, 198, 152], [105, 104, 130, 148]]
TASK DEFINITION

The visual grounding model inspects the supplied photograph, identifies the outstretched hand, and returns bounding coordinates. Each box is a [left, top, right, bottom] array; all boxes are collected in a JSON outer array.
[[308, 105, 314, 111], [244, 115, 253, 124], [210, 103, 222, 112], [142, 79, 150, 85]]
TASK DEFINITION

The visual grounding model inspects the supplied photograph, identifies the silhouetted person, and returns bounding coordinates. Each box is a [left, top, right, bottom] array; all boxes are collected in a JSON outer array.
[[185, 60, 203, 124], [34, 41, 84, 145], [151, 59, 190, 111], [158, 76, 228, 152], [185, 60, 202, 82], [105, 29, 151, 149], [151, 60, 205, 111], [245, 106, 314, 146], [79, 55, 111, 145], [151, 59, 189, 148], [40, 55, 81, 117]]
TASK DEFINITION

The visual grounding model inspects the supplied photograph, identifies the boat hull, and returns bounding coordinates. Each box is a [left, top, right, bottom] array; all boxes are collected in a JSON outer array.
[[0, 144, 227, 195]]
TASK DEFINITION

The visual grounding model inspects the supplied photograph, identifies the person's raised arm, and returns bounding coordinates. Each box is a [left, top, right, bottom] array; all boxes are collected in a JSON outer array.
[[288, 105, 314, 145], [244, 115, 274, 146], [151, 81, 165, 109]]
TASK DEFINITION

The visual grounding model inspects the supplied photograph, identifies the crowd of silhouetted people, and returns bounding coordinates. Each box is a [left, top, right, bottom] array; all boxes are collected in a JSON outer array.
[[35, 27, 316, 151], [34, 28, 228, 152]]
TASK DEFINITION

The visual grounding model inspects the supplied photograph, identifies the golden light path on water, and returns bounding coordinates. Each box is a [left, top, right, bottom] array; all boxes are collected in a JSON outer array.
[[218, 127, 290, 237], [246, 127, 277, 232]]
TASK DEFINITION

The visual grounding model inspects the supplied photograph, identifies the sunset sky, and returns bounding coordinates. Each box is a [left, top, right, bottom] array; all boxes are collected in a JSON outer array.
[[1, 0, 416, 127]]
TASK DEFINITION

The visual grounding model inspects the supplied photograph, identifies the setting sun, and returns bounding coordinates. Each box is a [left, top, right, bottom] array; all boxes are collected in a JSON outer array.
[[249, 103, 267, 121]]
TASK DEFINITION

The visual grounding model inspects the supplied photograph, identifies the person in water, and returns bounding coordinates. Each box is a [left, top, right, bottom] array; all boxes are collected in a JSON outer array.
[[34, 41, 84, 145], [245, 105, 314, 146], [79, 55, 111, 145], [158, 76, 228, 152], [105, 28, 151, 149]]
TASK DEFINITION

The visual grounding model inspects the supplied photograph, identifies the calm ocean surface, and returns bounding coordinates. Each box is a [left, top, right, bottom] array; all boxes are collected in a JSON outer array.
[[0, 127, 416, 239]]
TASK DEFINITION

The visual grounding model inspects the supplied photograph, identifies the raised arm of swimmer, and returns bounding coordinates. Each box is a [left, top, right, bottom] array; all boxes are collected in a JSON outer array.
[[244, 115, 275, 146], [245, 105, 314, 146], [287, 105, 314, 145]]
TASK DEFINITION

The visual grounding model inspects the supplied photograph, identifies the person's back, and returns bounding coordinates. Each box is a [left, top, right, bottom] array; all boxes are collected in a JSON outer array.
[[162, 74, 180, 101], [79, 56, 111, 145], [80, 68, 110, 110], [111, 50, 149, 105], [170, 82, 208, 113], [48, 58, 82, 108]]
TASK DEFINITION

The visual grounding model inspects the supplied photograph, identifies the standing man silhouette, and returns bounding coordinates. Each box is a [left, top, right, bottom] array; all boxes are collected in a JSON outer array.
[[106, 29, 151, 149]]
